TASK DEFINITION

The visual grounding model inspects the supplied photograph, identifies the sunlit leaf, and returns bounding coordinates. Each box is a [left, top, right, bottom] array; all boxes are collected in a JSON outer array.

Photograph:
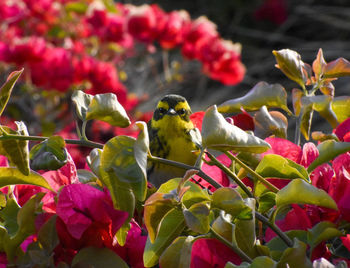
[[86, 93, 131, 127], [134, 121, 149, 185], [37, 215, 58, 253], [323, 57, 350, 78], [0, 123, 30, 175], [307, 221, 342, 250], [332, 96, 350, 123], [258, 192, 276, 214], [159, 236, 194, 268], [86, 148, 102, 178], [300, 104, 314, 140], [292, 88, 303, 116], [71, 90, 93, 121], [273, 49, 306, 88], [218, 82, 291, 114], [311, 131, 339, 142], [0, 69, 23, 117], [277, 238, 312, 268], [30, 136, 68, 171], [211, 211, 236, 245], [183, 201, 210, 234], [254, 106, 287, 139], [212, 187, 252, 220], [312, 48, 327, 80], [64, 1, 88, 13], [276, 179, 337, 210], [72, 247, 129, 268], [0, 167, 52, 190], [0, 198, 20, 236], [307, 140, 350, 172], [255, 154, 310, 182], [143, 208, 185, 267], [225, 256, 277, 268], [202, 105, 271, 153], [320, 82, 335, 97]]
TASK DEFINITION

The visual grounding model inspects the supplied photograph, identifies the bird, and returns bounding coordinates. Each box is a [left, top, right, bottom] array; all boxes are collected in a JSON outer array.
[[147, 94, 201, 187]]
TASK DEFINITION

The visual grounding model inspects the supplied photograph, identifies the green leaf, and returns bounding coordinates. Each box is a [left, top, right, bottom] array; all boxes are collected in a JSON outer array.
[[299, 104, 314, 140], [225, 256, 278, 268], [0, 198, 20, 236], [211, 211, 236, 245], [275, 179, 338, 210], [101, 135, 146, 202], [71, 90, 93, 121], [72, 247, 129, 268], [218, 82, 291, 114], [255, 154, 310, 182], [202, 105, 271, 153], [0, 69, 23, 117], [307, 221, 343, 250], [64, 1, 88, 13], [143, 208, 185, 267], [312, 48, 327, 80], [86, 148, 102, 178], [258, 192, 276, 214], [234, 198, 257, 258], [183, 201, 210, 234], [30, 136, 68, 171], [254, 106, 287, 139], [323, 57, 350, 78], [76, 169, 98, 183], [86, 93, 131, 127], [159, 236, 194, 268], [277, 238, 312, 268], [211, 187, 252, 220], [0, 123, 30, 175], [134, 121, 149, 185], [332, 96, 350, 123], [144, 192, 177, 243], [272, 49, 306, 89], [37, 215, 58, 253], [308, 140, 350, 172], [0, 167, 52, 190]]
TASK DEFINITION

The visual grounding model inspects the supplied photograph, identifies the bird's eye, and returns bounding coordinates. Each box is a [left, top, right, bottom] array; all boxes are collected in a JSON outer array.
[[158, 107, 167, 114], [177, 108, 186, 115]]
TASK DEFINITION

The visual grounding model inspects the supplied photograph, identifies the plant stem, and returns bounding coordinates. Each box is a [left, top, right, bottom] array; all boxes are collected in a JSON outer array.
[[0, 133, 104, 149], [225, 152, 279, 193], [255, 211, 293, 247], [294, 115, 301, 146], [162, 50, 171, 82], [148, 154, 223, 189], [206, 152, 254, 198], [211, 229, 253, 263]]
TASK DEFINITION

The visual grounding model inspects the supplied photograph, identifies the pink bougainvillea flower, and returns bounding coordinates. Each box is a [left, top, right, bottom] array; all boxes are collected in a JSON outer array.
[[334, 117, 350, 141], [158, 10, 191, 50], [265, 204, 312, 242], [254, 0, 288, 25], [300, 142, 319, 168], [190, 238, 241, 267], [232, 112, 255, 131], [190, 111, 205, 132], [263, 137, 302, 163], [341, 234, 350, 252], [56, 183, 128, 243]]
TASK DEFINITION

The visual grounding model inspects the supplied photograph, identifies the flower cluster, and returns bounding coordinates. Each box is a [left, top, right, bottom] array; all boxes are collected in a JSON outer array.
[[0, 0, 245, 105]]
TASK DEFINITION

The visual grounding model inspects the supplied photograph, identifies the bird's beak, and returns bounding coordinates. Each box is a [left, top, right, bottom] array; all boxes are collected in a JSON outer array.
[[167, 108, 177, 115]]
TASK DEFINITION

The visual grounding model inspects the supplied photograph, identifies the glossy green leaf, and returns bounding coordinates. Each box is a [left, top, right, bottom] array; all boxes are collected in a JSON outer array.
[[225, 256, 277, 268], [254, 106, 287, 139], [72, 247, 129, 268], [71, 90, 93, 121], [332, 96, 350, 123], [143, 208, 185, 267], [76, 169, 98, 183], [276, 179, 337, 210], [256, 154, 310, 182], [86, 93, 131, 127], [212, 187, 252, 220], [30, 136, 68, 171], [234, 198, 257, 258], [300, 104, 314, 140], [258, 192, 276, 214], [301, 95, 338, 128], [266, 230, 308, 261], [0, 123, 30, 175], [277, 238, 312, 268], [134, 121, 149, 185], [0, 198, 20, 236], [159, 236, 194, 268], [311, 131, 339, 142], [312, 48, 327, 80], [211, 211, 236, 245], [0, 167, 52, 190], [101, 135, 146, 202], [218, 81, 291, 114], [323, 57, 350, 78], [144, 192, 177, 243], [37, 215, 58, 253], [183, 201, 210, 234], [0, 69, 23, 116], [202, 105, 271, 153], [273, 49, 306, 88], [308, 140, 350, 172], [307, 221, 342, 250]]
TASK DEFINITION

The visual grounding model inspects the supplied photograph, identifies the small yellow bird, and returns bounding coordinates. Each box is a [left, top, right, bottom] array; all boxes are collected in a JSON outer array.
[[147, 94, 201, 187]]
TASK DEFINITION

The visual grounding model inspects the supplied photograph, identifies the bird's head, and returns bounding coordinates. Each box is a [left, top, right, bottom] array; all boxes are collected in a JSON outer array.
[[152, 94, 192, 121]]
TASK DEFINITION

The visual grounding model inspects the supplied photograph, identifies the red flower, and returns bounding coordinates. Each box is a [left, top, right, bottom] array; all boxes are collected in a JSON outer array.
[[190, 238, 241, 267], [254, 0, 288, 25], [334, 117, 350, 142], [263, 137, 302, 163], [158, 10, 191, 50]]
